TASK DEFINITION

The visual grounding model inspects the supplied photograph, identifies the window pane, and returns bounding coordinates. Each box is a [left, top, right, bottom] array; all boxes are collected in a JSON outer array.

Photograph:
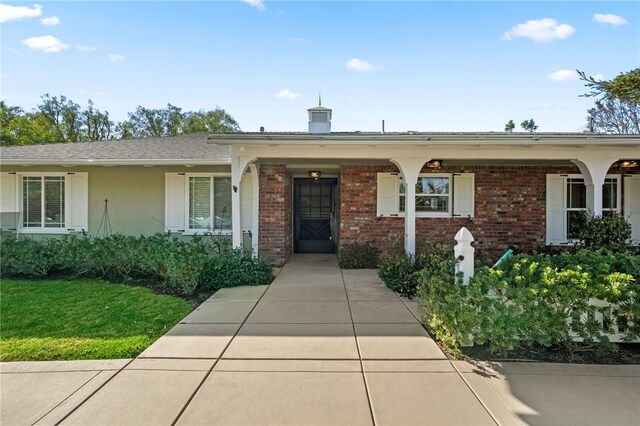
[[189, 177, 211, 229], [416, 177, 449, 195], [399, 178, 405, 195], [416, 195, 448, 212], [603, 179, 617, 210], [23, 176, 42, 227], [44, 176, 65, 228], [567, 179, 586, 209], [399, 195, 405, 212], [214, 177, 232, 231]]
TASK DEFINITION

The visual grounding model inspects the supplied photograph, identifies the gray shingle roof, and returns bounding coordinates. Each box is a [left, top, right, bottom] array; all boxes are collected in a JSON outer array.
[[0, 133, 230, 164]]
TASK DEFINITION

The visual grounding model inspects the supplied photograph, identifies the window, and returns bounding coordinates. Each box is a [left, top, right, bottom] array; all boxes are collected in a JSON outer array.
[[0, 172, 88, 233], [546, 175, 621, 244], [378, 172, 474, 218], [165, 173, 232, 234], [23, 176, 65, 228]]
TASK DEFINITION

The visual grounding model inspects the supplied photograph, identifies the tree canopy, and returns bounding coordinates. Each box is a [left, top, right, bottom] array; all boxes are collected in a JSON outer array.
[[578, 68, 639, 134], [0, 95, 241, 146]]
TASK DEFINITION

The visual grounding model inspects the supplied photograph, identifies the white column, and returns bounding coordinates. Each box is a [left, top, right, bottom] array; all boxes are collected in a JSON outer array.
[[249, 163, 260, 258], [231, 156, 255, 248], [572, 158, 617, 217], [454, 227, 475, 285], [390, 158, 427, 258]]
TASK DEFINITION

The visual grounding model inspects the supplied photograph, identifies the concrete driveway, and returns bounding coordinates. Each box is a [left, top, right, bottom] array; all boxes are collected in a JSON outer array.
[[2, 254, 639, 425]]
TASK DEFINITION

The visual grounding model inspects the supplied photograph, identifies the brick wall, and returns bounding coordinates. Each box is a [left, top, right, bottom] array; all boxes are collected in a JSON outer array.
[[340, 165, 405, 256], [339, 163, 639, 260], [259, 163, 292, 266]]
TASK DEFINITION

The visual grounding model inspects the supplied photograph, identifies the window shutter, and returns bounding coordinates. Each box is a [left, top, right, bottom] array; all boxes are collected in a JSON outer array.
[[546, 175, 566, 245], [241, 173, 253, 231], [68, 173, 88, 231], [624, 175, 640, 244], [377, 173, 399, 217], [165, 173, 185, 232], [0, 172, 17, 213], [453, 173, 474, 218]]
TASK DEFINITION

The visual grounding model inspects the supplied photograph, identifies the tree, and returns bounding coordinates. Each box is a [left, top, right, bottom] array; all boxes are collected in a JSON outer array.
[[578, 68, 640, 134], [83, 100, 114, 141], [182, 108, 240, 133], [504, 120, 515, 132], [520, 119, 538, 132], [36, 94, 83, 142]]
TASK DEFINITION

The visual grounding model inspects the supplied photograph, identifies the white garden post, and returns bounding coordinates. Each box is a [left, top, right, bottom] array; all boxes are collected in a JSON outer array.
[[454, 227, 474, 285]]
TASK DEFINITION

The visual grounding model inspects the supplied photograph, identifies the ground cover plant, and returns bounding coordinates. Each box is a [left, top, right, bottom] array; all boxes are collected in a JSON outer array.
[[0, 278, 193, 361]]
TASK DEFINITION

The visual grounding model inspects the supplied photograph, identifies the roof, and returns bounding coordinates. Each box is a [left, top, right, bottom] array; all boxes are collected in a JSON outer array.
[[208, 131, 640, 146], [0, 133, 230, 165]]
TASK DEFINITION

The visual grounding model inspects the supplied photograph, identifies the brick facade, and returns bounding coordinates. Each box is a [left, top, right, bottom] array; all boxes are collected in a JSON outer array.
[[339, 163, 638, 260], [259, 164, 293, 266], [257, 162, 638, 264]]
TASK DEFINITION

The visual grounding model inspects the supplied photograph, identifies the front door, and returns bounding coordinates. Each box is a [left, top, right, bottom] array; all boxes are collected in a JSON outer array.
[[294, 178, 336, 253]]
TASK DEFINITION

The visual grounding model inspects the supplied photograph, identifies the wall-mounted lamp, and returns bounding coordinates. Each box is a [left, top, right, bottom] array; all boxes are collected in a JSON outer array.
[[619, 160, 638, 168], [232, 185, 238, 193], [308, 170, 322, 180], [426, 160, 443, 169]]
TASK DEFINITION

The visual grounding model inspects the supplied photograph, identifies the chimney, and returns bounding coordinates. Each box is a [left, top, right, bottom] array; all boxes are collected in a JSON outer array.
[[307, 96, 332, 133]]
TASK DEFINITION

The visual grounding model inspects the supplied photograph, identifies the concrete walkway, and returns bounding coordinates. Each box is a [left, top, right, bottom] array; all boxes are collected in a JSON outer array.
[[2, 254, 639, 425]]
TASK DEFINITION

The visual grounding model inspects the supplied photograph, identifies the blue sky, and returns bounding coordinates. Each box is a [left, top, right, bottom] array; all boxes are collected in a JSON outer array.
[[1, 1, 638, 133]]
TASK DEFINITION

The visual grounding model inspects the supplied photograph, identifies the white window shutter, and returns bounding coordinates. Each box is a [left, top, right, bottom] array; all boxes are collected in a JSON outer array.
[[377, 173, 399, 217], [0, 172, 17, 213], [453, 173, 474, 218], [241, 173, 253, 231], [624, 175, 640, 244], [68, 173, 88, 231], [165, 173, 185, 232], [546, 175, 566, 245]]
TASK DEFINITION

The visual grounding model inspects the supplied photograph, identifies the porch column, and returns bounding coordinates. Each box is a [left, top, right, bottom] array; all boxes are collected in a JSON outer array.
[[390, 157, 428, 258], [249, 163, 260, 258], [572, 158, 617, 216], [231, 156, 255, 248]]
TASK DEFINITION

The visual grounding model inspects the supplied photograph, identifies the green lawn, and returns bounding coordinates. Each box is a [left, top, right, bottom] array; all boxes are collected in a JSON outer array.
[[0, 279, 193, 361]]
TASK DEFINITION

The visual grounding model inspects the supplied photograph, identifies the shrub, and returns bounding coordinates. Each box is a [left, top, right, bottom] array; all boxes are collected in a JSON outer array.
[[199, 249, 273, 291], [417, 249, 640, 356], [378, 244, 453, 298], [579, 212, 632, 252], [338, 241, 380, 269], [0, 234, 273, 296]]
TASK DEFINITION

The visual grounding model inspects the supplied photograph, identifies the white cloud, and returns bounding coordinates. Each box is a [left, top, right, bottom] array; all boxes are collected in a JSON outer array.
[[0, 4, 42, 23], [76, 44, 96, 52], [502, 18, 575, 42], [275, 89, 299, 101], [345, 58, 381, 72], [22, 35, 69, 53], [40, 16, 59, 26], [108, 54, 125, 62], [243, 0, 265, 11], [593, 13, 628, 26], [547, 69, 579, 81]]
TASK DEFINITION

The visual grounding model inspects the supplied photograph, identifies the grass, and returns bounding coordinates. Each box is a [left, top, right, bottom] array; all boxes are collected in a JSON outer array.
[[0, 278, 193, 361]]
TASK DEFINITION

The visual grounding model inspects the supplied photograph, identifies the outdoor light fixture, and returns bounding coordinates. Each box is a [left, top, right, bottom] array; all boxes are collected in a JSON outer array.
[[426, 160, 443, 169], [619, 160, 639, 168], [308, 170, 322, 180]]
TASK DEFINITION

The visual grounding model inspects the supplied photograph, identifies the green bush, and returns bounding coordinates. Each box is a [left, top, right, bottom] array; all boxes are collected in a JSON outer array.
[[378, 256, 419, 297], [199, 249, 273, 291], [378, 244, 453, 298], [338, 241, 381, 269], [579, 212, 632, 252], [0, 234, 272, 296], [417, 249, 640, 356]]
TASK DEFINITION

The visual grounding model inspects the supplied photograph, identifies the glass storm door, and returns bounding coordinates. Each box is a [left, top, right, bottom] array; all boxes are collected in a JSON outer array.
[[294, 179, 336, 253]]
